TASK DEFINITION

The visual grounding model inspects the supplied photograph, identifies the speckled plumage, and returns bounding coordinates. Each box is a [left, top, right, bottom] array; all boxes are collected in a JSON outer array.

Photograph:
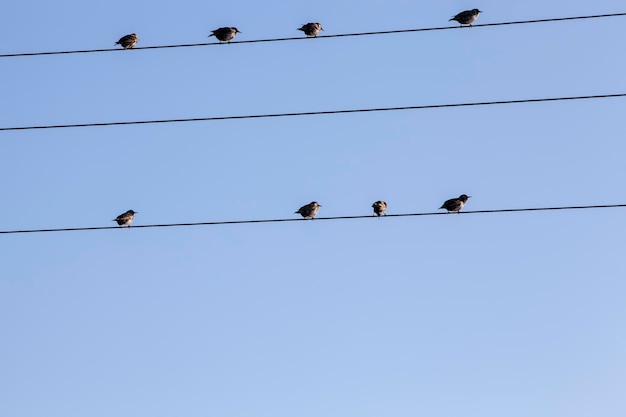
[[298, 23, 324, 37], [209, 27, 240, 43], [449, 9, 482, 26], [439, 195, 470, 213], [295, 202, 321, 219], [113, 210, 137, 227], [372, 201, 388, 217], [115, 33, 139, 49]]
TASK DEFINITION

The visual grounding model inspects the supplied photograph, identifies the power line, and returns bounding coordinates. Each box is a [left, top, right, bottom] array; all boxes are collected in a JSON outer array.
[[1, 12, 624, 59], [1, 93, 624, 132], [1, 204, 624, 235]]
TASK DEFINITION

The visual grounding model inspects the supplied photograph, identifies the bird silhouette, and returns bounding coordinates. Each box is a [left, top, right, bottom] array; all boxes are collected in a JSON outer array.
[[439, 195, 470, 213], [449, 9, 482, 26], [295, 202, 321, 219], [209, 27, 240, 43], [298, 23, 324, 37], [113, 210, 137, 227], [115, 33, 139, 49], [372, 201, 388, 217]]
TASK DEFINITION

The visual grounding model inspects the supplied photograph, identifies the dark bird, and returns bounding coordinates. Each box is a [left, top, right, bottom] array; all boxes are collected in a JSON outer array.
[[449, 9, 482, 26], [209, 27, 240, 43], [439, 195, 470, 213], [372, 201, 388, 217], [295, 202, 321, 219], [298, 22, 324, 37], [113, 210, 137, 227], [115, 33, 139, 49]]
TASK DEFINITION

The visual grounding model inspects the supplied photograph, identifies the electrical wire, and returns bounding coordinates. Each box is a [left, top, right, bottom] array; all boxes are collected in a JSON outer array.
[[1, 204, 624, 235], [1, 93, 624, 132], [1, 13, 624, 59]]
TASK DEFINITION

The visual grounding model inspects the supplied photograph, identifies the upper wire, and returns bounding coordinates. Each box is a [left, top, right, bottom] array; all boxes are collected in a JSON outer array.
[[1, 13, 624, 58]]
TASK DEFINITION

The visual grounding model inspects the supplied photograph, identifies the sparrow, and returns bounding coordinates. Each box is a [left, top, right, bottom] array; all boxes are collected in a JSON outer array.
[[209, 27, 240, 43], [295, 202, 321, 219], [372, 201, 388, 217], [113, 210, 137, 227], [298, 23, 324, 37], [115, 33, 139, 49], [439, 195, 470, 213], [449, 9, 482, 26]]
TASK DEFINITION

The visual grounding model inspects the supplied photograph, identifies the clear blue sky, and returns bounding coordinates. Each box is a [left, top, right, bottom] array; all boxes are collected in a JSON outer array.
[[1, 1, 625, 416]]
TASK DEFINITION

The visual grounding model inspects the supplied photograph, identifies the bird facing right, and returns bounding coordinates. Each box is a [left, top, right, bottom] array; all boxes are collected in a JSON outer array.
[[113, 210, 137, 227], [295, 202, 321, 219], [298, 22, 324, 37], [449, 9, 482, 26], [439, 195, 470, 213], [209, 27, 240, 43], [372, 201, 388, 217], [115, 33, 139, 49]]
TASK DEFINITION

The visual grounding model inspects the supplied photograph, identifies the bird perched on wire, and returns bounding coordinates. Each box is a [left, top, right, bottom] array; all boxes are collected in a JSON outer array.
[[439, 195, 470, 213], [372, 201, 388, 217], [295, 202, 321, 219], [209, 27, 240, 43], [115, 33, 139, 49], [113, 210, 137, 227], [449, 9, 482, 26], [298, 22, 324, 37]]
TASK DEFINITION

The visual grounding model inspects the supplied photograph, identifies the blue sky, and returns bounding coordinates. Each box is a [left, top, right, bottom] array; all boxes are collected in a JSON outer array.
[[1, 1, 625, 416]]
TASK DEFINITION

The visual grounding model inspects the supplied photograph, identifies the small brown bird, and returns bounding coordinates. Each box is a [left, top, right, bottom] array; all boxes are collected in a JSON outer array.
[[298, 23, 324, 37], [439, 195, 470, 213], [372, 201, 388, 217], [209, 27, 240, 43], [115, 33, 139, 49], [295, 202, 321, 219], [449, 9, 482, 26], [113, 210, 137, 227]]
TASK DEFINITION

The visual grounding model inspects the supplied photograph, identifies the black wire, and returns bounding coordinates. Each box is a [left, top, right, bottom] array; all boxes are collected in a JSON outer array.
[[1, 93, 624, 132], [1, 13, 624, 58], [1, 204, 624, 235]]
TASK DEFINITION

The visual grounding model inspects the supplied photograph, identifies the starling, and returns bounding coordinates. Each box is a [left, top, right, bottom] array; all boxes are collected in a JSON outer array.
[[115, 33, 139, 49], [295, 202, 321, 219], [209, 27, 240, 43], [449, 9, 482, 26], [439, 195, 470, 213], [298, 23, 324, 37], [113, 210, 137, 227], [372, 201, 388, 217]]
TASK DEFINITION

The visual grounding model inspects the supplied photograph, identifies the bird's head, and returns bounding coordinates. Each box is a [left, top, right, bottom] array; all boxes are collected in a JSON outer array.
[[472, 9, 482, 15], [459, 195, 471, 202]]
